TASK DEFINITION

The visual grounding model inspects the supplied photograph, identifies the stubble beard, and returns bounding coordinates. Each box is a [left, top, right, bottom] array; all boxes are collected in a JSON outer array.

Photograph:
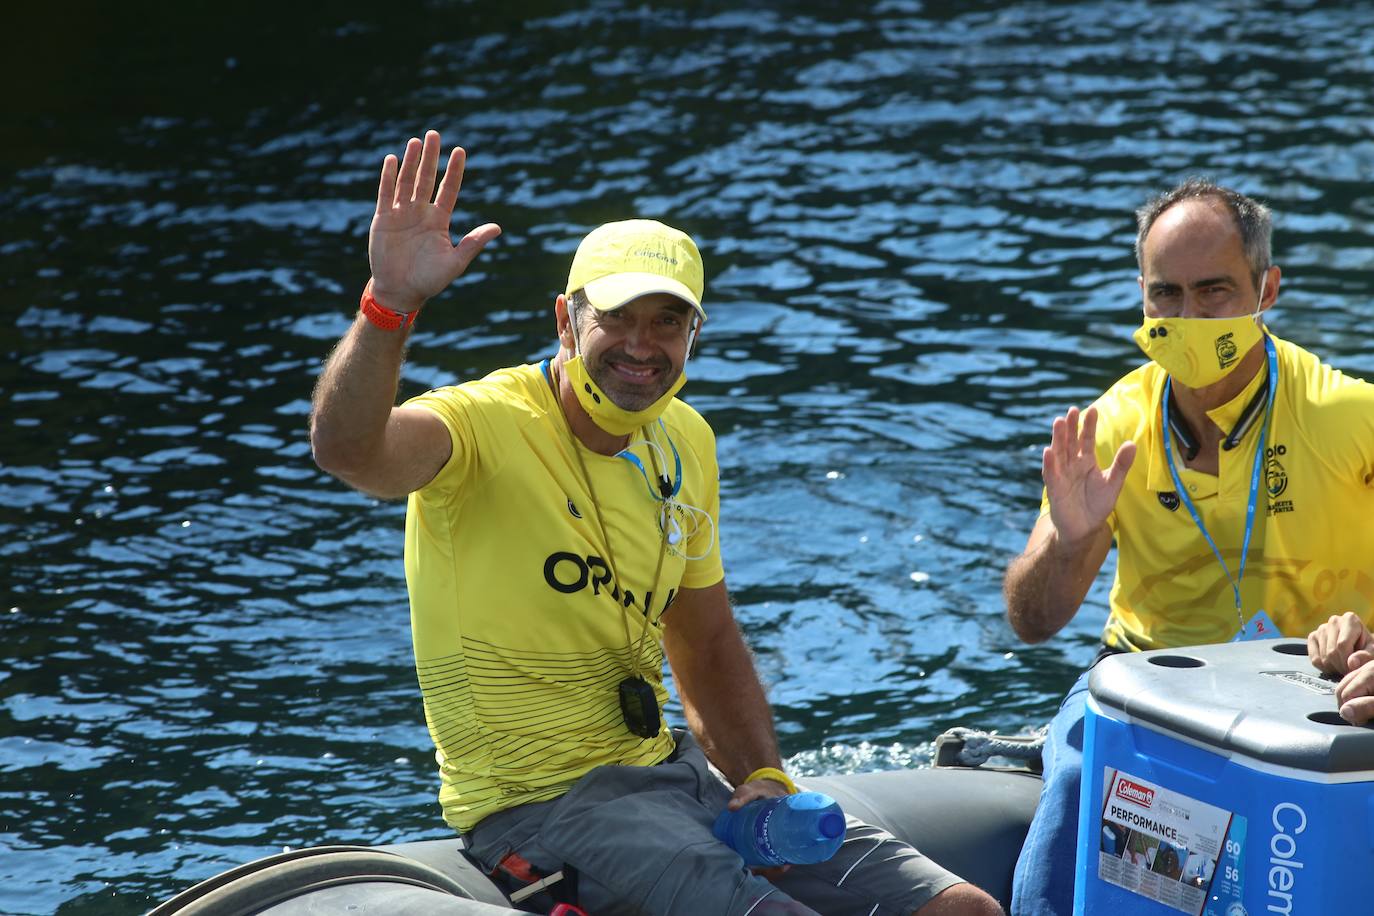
[[586, 350, 676, 412]]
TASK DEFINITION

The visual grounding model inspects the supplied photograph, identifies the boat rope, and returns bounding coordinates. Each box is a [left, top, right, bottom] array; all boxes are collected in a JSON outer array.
[[934, 726, 1047, 769]]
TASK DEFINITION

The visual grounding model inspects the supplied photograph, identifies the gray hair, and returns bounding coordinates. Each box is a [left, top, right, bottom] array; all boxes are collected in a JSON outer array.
[[1134, 178, 1273, 287], [567, 288, 594, 340], [568, 287, 590, 313]]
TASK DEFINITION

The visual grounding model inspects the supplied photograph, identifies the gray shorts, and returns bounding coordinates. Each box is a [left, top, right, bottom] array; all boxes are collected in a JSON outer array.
[[465, 731, 963, 916]]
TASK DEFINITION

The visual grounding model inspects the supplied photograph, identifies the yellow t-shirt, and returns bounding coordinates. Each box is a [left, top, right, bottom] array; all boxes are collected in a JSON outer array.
[[402, 362, 724, 831], [1045, 334, 1374, 651]]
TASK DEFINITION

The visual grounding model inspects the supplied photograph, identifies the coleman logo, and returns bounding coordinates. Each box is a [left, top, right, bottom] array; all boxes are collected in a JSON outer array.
[[1158, 491, 1180, 511], [1115, 778, 1155, 807], [1268, 802, 1306, 915], [1215, 331, 1239, 368]]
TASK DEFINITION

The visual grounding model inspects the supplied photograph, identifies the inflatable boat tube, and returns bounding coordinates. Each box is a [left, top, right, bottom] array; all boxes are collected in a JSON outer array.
[[149, 764, 1040, 914]]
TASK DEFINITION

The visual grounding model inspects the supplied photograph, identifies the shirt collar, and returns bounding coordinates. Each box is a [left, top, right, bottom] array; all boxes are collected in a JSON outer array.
[[1204, 353, 1269, 436], [1143, 353, 1270, 494]]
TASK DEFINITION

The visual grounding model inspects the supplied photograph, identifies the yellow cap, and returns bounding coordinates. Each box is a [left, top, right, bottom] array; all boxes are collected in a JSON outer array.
[[565, 219, 706, 321]]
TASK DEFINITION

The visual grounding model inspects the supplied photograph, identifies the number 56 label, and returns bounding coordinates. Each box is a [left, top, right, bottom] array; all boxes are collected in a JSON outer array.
[[1204, 816, 1248, 916]]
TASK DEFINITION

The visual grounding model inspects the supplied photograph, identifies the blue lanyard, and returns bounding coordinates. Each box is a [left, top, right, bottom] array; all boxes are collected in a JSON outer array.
[[1161, 336, 1277, 630]]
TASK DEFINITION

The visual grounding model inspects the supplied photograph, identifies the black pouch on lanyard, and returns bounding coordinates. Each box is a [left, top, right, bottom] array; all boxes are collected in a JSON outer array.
[[618, 675, 660, 739]]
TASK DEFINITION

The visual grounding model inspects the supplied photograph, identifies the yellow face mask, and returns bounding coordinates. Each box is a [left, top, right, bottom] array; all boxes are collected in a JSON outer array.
[[1132, 276, 1267, 388], [564, 354, 686, 436]]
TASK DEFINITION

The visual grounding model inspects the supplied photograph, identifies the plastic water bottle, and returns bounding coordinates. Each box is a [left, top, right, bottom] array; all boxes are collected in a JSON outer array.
[[712, 791, 847, 867]]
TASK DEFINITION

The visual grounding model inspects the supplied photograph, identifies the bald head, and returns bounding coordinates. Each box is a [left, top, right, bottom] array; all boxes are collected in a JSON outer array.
[[1141, 199, 1242, 281], [1135, 179, 1272, 289]]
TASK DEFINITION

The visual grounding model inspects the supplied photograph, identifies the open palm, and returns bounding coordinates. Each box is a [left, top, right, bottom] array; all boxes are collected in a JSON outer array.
[[368, 130, 501, 312], [1043, 405, 1136, 545]]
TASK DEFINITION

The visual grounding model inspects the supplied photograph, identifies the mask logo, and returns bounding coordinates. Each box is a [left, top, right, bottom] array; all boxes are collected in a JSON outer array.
[[1215, 332, 1239, 369], [1265, 445, 1288, 499], [1158, 491, 1181, 512], [567, 498, 582, 519]]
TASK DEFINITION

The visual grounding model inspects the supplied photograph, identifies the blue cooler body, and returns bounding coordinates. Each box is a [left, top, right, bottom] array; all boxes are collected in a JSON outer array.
[[1075, 639, 1374, 916]]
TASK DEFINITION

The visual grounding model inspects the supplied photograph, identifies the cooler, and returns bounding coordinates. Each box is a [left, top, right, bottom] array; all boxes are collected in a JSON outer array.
[[1076, 638, 1374, 915]]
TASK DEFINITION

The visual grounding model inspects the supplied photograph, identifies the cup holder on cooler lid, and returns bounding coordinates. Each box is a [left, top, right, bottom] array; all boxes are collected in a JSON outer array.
[[1147, 655, 1206, 669]]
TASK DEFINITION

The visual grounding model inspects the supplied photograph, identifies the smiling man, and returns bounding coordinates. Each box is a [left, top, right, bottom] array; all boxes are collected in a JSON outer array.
[[1002, 178, 1374, 915], [310, 130, 1000, 916]]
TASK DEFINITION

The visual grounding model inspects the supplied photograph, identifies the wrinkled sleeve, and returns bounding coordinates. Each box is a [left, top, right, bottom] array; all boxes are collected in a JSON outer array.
[[403, 386, 481, 500]]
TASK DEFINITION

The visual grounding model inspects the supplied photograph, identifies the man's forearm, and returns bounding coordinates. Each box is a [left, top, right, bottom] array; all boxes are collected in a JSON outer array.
[[670, 626, 782, 785], [1004, 523, 1109, 643], [701, 665, 780, 786], [310, 316, 409, 476]]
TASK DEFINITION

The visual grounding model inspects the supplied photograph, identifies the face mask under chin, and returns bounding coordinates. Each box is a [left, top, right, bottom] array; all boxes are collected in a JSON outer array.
[[565, 354, 686, 436]]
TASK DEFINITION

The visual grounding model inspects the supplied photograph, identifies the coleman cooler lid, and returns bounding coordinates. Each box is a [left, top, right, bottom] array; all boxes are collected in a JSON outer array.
[[1088, 638, 1374, 775]]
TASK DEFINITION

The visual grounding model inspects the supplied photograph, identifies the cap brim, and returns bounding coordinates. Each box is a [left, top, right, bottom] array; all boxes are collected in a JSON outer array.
[[580, 272, 706, 322]]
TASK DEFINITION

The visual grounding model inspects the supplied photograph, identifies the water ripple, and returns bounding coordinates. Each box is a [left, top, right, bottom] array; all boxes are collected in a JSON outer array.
[[5, 2, 1374, 911]]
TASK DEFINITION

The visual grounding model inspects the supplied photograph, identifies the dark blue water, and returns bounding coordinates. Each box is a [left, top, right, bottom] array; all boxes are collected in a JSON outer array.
[[5, 2, 1373, 912]]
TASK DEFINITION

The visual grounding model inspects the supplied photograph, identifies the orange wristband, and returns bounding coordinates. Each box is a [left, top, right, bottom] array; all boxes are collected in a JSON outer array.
[[360, 282, 419, 331]]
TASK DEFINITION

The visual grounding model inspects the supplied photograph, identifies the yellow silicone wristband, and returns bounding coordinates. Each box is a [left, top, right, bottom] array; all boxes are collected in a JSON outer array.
[[744, 766, 797, 794]]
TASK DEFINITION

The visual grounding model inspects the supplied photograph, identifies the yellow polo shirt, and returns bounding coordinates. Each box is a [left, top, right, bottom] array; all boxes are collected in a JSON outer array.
[[1049, 334, 1374, 651], [402, 362, 723, 831]]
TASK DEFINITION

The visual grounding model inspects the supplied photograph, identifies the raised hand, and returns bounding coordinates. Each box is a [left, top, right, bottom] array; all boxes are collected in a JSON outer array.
[[368, 130, 501, 312], [1043, 405, 1136, 546], [1308, 611, 1374, 676]]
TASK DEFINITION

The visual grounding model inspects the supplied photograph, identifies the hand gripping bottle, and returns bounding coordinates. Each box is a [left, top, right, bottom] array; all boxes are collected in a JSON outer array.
[[712, 791, 847, 867]]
